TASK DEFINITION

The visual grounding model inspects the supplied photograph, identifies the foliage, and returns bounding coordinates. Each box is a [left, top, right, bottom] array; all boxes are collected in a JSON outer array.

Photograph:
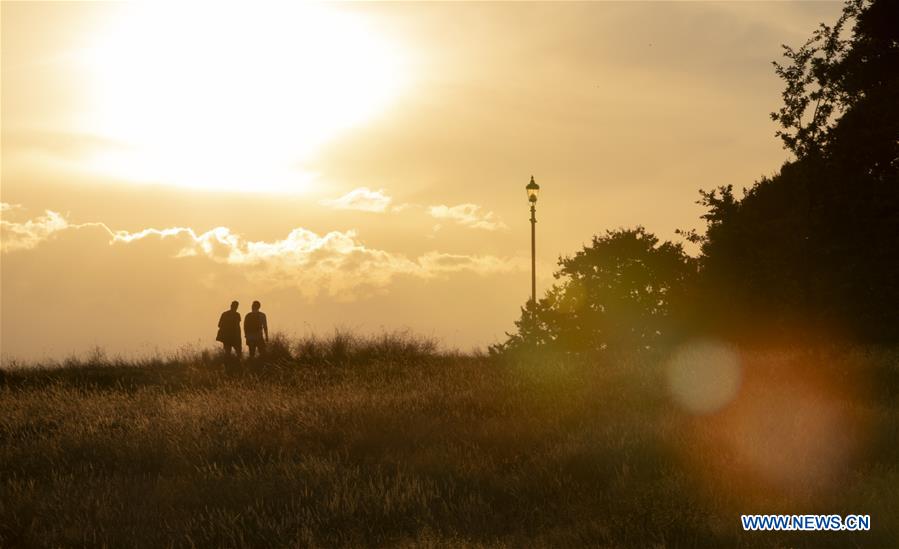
[[771, 0, 899, 171], [2, 341, 897, 547], [494, 228, 696, 355], [692, 0, 899, 341], [294, 329, 438, 366], [770, 0, 859, 158], [495, 1, 897, 350]]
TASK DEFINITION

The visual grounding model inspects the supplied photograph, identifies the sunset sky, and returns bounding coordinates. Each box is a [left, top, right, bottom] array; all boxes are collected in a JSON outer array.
[[1, 1, 844, 360]]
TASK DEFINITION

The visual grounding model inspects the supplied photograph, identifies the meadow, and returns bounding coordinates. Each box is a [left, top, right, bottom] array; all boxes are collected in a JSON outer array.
[[1, 333, 897, 548]]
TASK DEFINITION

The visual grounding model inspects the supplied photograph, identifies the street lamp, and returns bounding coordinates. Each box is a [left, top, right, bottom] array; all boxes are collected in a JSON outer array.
[[526, 175, 540, 304]]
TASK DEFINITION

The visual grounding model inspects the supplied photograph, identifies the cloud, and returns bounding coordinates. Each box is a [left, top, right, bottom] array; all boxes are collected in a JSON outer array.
[[428, 203, 508, 231], [2, 206, 523, 300], [112, 225, 522, 299], [418, 252, 519, 276], [3, 130, 130, 160], [320, 187, 394, 213], [1, 202, 114, 253], [2, 203, 72, 252]]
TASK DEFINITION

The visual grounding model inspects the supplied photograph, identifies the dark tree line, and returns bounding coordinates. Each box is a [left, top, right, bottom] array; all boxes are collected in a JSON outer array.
[[494, 0, 898, 355]]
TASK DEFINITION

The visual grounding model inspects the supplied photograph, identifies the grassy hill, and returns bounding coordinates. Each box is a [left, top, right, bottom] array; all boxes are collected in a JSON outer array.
[[1, 333, 897, 547]]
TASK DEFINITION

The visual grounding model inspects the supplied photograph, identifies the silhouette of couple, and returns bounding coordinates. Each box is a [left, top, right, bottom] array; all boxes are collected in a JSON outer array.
[[216, 300, 269, 358]]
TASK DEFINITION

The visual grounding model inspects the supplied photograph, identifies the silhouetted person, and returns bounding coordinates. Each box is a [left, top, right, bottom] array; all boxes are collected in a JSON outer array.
[[244, 300, 269, 358], [216, 301, 242, 357]]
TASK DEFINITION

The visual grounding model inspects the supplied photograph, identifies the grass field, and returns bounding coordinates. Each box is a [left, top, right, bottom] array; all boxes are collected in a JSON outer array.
[[1, 333, 897, 547]]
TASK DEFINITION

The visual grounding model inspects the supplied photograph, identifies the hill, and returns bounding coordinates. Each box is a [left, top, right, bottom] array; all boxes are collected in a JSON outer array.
[[1, 333, 897, 547]]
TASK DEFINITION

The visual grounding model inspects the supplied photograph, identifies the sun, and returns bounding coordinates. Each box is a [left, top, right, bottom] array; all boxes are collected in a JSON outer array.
[[80, 3, 411, 193]]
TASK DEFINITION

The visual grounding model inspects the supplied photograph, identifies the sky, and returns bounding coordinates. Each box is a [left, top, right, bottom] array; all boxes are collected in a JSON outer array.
[[1, 1, 845, 360]]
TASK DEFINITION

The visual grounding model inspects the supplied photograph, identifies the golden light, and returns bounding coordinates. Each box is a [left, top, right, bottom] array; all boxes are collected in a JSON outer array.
[[676, 346, 876, 508], [79, 3, 411, 193], [666, 340, 742, 414]]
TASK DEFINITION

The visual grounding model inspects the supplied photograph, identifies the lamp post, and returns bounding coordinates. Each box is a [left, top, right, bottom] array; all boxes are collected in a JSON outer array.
[[526, 175, 540, 304]]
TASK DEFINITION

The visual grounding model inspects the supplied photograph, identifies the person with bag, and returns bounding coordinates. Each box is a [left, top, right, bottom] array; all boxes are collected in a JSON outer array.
[[216, 301, 242, 357]]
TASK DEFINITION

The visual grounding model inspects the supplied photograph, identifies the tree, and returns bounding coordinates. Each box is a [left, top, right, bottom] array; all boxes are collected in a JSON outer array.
[[771, 0, 898, 176], [498, 0, 897, 351], [493, 228, 696, 356], [695, 0, 899, 341], [770, 0, 858, 159]]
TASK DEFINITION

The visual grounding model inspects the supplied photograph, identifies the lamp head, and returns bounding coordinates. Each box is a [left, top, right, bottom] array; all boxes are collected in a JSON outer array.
[[526, 175, 540, 203]]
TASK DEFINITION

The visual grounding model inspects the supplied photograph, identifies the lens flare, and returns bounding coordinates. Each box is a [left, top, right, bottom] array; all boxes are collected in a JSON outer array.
[[666, 340, 742, 414], [676, 346, 876, 507]]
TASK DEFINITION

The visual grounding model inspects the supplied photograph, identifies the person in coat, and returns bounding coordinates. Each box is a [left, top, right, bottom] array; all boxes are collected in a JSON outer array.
[[216, 300, 242, 357]]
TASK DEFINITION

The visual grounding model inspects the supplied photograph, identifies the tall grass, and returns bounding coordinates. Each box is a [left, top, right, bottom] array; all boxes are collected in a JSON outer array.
[[1, 333, 897, 547]]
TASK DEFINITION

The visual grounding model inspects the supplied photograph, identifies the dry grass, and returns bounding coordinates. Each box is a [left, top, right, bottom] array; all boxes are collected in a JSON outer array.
[[1, 334, 897, 547]]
